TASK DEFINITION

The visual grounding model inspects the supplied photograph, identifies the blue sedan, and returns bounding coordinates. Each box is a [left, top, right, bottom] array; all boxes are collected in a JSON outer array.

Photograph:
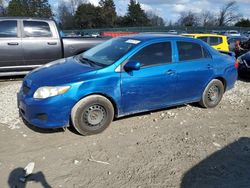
[[17, 34, 238, 135]]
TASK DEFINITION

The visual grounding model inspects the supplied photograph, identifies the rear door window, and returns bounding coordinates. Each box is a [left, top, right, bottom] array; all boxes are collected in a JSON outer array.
[[130, 42, 172, 68], [197, 36, 208, 43], [0, 20, 17, 37], [209, 37, 222, 45], [177, 41, 210, 61], [23, 21, 52, 37]]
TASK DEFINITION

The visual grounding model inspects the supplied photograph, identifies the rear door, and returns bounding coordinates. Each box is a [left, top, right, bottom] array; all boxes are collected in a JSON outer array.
[[21, 20, 62, 66], [121, 41, 177, 114], [174, 41, 214, 102], [0, 20, 23, 69]]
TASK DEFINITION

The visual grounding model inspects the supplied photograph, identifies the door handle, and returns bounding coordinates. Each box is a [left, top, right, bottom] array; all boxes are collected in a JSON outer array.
[[7, 42, 19, 45], [166, 69, 176, 75], [207, 64, 213, 69], [47, 42, 57, 45]]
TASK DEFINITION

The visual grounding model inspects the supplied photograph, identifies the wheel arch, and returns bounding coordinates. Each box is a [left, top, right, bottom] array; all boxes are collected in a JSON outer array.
[[75, 93, 119, 118], [214, 76, 227, 92]]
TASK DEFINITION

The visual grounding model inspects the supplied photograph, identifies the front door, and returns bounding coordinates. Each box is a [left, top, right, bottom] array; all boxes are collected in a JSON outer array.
[[121, 41, 177, 114]]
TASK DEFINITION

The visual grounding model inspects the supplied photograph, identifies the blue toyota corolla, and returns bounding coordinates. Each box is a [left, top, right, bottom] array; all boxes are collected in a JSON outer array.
[[17, 34, 238, 135]]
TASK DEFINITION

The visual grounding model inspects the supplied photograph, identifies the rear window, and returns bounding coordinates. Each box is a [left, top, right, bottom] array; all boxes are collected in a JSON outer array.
[[0, 20, 17, 37], [23, 21, 52, 37], [177, 41, 210, 61], [209, 37, 222, 45], [197, 36, 208, 43]]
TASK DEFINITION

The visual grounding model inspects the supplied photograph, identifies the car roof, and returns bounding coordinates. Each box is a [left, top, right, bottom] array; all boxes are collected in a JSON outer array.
[[120, 33, 191, 42], [0, 17, 53, 21], [228, 36, 248, 39], [182, 33, 226, 37]]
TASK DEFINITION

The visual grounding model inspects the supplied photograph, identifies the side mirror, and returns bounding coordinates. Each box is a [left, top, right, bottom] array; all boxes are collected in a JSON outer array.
[[124, 61, 141, 72]]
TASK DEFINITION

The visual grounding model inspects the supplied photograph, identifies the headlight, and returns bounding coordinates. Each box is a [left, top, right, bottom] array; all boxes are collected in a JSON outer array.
[[33, 86, 70, 99]]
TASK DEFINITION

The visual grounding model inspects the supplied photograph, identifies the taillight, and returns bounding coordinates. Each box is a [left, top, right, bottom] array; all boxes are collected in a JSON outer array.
[[234, 60, 239, 69]]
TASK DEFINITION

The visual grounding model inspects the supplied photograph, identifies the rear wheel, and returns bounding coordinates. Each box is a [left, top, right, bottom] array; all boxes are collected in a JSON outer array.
[[71, 95, 114, 135], [199, 79, 224, 108]]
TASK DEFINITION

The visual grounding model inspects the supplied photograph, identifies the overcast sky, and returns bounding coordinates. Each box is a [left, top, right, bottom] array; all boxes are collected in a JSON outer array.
[[50, 0, 250, 22]]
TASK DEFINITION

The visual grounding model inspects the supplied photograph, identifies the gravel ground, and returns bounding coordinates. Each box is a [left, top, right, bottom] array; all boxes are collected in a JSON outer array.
[[0, 78, 249, 188]]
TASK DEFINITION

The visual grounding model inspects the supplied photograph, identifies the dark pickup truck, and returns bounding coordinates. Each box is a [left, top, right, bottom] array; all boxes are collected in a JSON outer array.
[[0, 17, 108, 76]]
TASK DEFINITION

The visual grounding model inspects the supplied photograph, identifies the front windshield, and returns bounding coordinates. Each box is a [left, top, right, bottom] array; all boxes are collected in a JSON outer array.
[[82, 37, 141, 66]]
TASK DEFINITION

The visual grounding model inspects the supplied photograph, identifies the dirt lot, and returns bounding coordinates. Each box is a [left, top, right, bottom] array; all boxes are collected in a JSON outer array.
[[0, 78, 249, 188]]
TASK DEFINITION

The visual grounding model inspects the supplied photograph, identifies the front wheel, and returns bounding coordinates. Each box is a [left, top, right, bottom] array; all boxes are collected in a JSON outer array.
[[71, 95, 114, 135], [199, 79, 225, 108]]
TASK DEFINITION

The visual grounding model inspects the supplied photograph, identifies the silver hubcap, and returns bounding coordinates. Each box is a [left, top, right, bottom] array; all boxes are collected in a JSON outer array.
[[208, 85, 219, 102], [85, 105, 106, 126]]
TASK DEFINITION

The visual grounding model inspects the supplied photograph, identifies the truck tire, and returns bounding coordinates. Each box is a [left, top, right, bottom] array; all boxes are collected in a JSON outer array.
[[71, 95, 114, 135]]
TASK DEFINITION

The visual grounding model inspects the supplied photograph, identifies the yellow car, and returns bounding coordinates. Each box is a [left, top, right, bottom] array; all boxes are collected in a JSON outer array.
[[182, 34, 229, 52]]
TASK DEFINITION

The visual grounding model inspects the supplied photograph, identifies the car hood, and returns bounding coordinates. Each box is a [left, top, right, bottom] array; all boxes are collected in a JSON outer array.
[[24, 57, 98, 87]]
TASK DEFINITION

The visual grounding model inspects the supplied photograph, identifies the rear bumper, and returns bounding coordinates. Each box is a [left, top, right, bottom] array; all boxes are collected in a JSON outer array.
[[17, 91, 73, 129]]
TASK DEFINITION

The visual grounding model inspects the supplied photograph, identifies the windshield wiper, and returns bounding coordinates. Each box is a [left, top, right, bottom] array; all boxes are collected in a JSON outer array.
[[78, 56, 104, 67], [77, 56, 91, 66]]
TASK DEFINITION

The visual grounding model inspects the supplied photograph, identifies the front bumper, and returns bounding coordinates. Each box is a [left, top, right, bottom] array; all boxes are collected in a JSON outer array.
[[17, 91, 74, 129]]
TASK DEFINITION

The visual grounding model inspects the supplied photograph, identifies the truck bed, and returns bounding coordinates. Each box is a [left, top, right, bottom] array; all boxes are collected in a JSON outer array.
[[62, 37, 109, 57]]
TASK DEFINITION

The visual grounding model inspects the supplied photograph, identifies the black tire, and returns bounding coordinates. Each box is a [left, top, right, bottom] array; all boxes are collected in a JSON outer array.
[[199, 79, 225, 108], [71, 95, 114, 135]]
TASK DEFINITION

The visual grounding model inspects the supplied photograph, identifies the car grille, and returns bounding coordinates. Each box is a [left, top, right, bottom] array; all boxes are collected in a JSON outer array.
[[23, 84, 30, 94]]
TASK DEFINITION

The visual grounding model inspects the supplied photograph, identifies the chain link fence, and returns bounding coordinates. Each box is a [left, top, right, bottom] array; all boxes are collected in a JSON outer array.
[[63, 26, 250, 36]]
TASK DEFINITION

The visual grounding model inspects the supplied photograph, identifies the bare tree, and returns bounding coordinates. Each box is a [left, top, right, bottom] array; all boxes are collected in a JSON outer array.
[[58, 3, 75, 29], [68, 0, 86, 14], [56, 0, 87, 29], [177, 11, 199, 27], [0, 0, 5, 15], [146, 11, 166, 26], [218, 1, 241, 26], [200, 11, 217, 27], [0, 0, 7, 16]]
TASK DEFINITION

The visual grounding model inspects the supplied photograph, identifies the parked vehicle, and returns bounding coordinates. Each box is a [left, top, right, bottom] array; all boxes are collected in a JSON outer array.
[[18, 34, 238, 135], [238, 52, 250, 77], [167, 30, 178, 35], [228, 36, 249, 51], [225, 30, 241, 37], [241, 38, 250, 50], [241, 31, 250, 38], [101, 31, 139, 38], [0, 17, 108, 76], [182, 34, 229, 52], [211, 30, 220, 34]]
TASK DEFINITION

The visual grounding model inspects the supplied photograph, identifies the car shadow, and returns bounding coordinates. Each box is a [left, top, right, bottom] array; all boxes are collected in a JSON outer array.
[[238, 76, 250, 83], [0, 75, 24, 82], [66, 104, 190, 136], [8, 167, 52, 188], [181, 137, 250, 188], [21, 117, 65, 134], [116, 104, 188, 121]]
